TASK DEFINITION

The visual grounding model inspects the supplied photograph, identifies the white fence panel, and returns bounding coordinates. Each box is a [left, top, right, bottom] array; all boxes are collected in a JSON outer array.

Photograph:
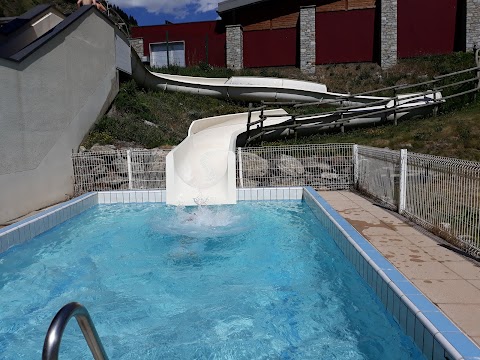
[[356, 146, 401, 210], [404, 153, 480, 257], [72, 149, 169, 195], [236, 144, 354, 190]]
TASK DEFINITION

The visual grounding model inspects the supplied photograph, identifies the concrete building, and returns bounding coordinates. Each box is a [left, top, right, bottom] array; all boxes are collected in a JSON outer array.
[[0, 5, 131, 224]]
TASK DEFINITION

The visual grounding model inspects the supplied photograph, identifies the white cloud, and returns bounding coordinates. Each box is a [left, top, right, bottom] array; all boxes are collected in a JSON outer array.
[[109, 0, 220, 18]]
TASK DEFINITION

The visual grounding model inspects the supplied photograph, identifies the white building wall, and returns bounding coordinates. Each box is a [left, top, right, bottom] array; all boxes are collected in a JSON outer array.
[[0, 11, 122, 223]]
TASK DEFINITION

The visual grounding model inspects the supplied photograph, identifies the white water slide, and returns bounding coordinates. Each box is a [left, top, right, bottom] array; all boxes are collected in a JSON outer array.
[[130, 52, 442, 206]]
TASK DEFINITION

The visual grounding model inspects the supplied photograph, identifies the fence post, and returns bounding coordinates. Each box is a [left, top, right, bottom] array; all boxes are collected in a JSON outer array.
[[398, 149, 407, 214], [127, 149, 133, 190], [352, 144, 359, 189], [238, 148, 244, 188]]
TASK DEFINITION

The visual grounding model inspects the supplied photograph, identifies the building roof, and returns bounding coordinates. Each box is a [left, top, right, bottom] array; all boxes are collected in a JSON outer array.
[[217, 0, 270, 13], [1, 6, 128, 62], [0, 4, 53, 36]]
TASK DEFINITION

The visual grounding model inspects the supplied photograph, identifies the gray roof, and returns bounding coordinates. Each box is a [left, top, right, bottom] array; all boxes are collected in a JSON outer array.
[[217, 0, 270, 13]]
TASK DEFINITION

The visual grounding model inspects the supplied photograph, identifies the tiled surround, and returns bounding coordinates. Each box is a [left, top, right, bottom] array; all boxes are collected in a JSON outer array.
[[303, 187, 480, 360], [237, 187, 303, 201], [2, 187, 478, 360], [95, 188, 303, 204], [97, 190, 167, 204], [0, 192, 97, 253]]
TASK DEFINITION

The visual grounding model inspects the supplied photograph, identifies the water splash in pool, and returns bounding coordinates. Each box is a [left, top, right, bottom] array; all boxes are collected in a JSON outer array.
[[159, 205, 251, 238]]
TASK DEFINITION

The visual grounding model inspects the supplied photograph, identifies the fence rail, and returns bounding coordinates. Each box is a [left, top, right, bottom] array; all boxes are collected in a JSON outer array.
[[355, 145, 480, 257], [72, 149, 169, 195], [71, 144, 480, 256], [236, 144, 354, 190]]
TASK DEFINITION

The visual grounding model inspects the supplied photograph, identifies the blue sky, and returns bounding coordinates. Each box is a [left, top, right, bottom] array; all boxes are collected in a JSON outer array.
[[109, 0, 222, 26]]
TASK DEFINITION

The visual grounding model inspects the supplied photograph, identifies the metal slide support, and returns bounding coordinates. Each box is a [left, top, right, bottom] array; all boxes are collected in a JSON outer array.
[[398, 149, 408, 214], [246, 103, 253, 141], [42, 302, 109, 360]]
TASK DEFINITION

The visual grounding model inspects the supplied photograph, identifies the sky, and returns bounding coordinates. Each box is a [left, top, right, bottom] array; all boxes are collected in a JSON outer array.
[[108, 0, 222, 26]]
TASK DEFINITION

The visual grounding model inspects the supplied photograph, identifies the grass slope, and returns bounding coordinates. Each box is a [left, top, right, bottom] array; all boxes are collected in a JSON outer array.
[[83, 53, 480, 161]]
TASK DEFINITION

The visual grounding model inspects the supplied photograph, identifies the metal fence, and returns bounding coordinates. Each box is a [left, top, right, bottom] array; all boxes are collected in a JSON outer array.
[[71, 144, 480, 256], [355, 146, 402, 210], [72, 149, 169, 195], [236, 144, 354, 190], [355, 145, 480, 257], [404, 152, 480, 256]]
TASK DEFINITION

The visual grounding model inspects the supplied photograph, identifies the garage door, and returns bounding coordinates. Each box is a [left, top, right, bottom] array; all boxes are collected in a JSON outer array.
[[150, 41, 186, 68]]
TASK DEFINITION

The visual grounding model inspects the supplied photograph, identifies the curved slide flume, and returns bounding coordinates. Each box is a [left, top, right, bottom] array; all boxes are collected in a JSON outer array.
[[130, 50, 442, 205], [130, 50, 387, 106], [165, 109, 291, 206]]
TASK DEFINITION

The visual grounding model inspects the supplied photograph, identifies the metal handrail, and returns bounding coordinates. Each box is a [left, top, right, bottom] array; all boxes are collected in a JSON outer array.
[[244, 57, 480, 146], [42, 302, 109, 360]]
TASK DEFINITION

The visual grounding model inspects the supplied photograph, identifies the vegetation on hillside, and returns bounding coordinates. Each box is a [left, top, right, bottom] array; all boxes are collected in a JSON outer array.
[[83, 80, 247, 149], [83, 52, 480, 161]]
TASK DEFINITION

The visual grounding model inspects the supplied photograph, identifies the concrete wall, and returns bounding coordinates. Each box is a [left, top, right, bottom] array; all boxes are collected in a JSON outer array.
[[0, 11, 121, 224]]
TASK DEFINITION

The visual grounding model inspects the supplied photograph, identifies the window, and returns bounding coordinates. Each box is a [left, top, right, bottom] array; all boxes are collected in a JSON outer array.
[[150, 41, 186, 68]]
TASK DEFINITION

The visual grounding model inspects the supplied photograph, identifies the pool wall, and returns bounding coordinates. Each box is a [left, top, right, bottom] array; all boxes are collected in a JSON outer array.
[[0, 187, 479, 360], [303, 187, 480, 360]]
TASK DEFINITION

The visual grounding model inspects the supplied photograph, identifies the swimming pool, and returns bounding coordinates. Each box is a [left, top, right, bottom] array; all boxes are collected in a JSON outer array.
[[0, 187, 479, 359]]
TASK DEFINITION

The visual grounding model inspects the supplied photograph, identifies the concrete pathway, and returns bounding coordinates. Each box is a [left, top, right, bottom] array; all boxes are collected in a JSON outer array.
[[319, 190, 480, 347]]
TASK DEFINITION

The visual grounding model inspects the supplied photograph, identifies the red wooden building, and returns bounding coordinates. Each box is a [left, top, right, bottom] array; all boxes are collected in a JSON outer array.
[[130, 0, 468, 71]]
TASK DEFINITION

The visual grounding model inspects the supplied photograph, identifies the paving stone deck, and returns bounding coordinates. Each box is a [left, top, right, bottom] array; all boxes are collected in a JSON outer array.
[[319, 190, 480, 347]]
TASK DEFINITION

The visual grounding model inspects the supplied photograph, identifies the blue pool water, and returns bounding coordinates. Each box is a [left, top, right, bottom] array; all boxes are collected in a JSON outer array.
[[0, 201, 423, 359]]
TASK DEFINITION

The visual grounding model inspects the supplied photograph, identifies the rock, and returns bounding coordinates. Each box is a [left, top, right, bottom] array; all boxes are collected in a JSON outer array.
[[79, 146, 86, 152], [240, 152, 269, 178], [321, 172, 339, 180], [277, 154, 304, 177], [301, 157, 332, 172], [144, 120, 158, 128], [89, 144, 116, 152]]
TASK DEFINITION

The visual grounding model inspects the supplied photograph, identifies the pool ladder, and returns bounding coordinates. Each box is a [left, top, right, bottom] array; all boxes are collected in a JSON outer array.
[[42, 302, 109, 360]]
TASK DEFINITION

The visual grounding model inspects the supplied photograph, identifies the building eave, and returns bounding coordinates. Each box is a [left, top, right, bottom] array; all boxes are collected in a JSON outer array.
[[217, 0, 270, 14]]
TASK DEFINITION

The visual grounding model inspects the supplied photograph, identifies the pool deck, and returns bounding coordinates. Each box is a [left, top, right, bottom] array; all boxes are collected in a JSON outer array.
[[319, 190, 480, 348]]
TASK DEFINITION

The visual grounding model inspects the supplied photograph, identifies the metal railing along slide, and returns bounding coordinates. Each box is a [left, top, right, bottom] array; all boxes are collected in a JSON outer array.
[[42, 302, 109, 360], [242, 55, 480, 146]]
